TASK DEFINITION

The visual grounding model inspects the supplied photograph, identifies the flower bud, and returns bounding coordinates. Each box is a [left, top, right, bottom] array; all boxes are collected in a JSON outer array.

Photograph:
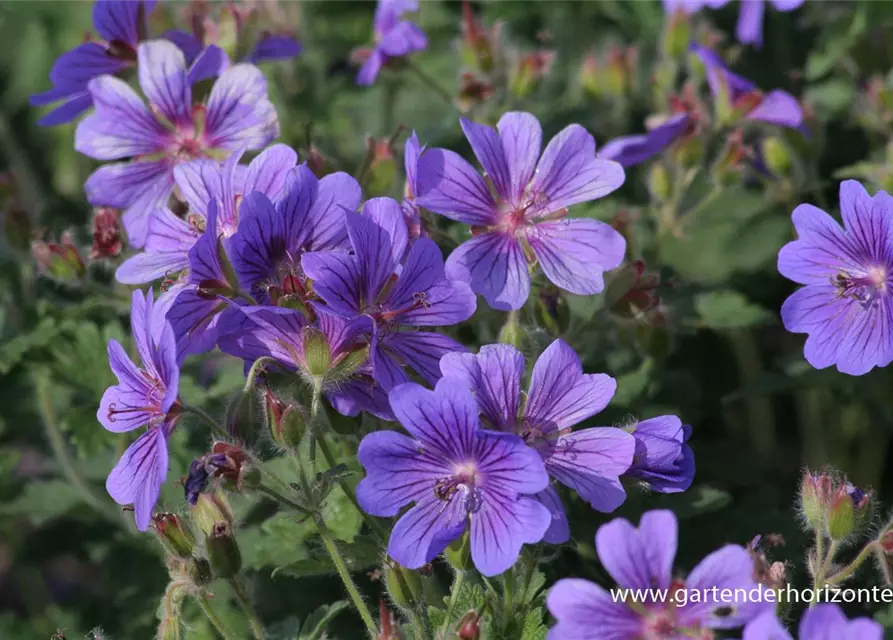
[[384, 561, 422, 611], [32, 232, 85, 281], [579, 54, 600, 99], [265, 389, 308, 449], [206, 521, 242, 579], [189, 556, 213, 587], [445, 532, 473, 572], [89, 207, 122, 259], [191, 491, 235, 536], [497, 312, 525, 349], [306, 145, 329, 178], [326, 345, 370, 384], [152, 513, 196, 559], [761, 137, 793, 177], [509, 50, 555, 99], [457, 611, 482, 639], [366, 138, 398, 196], [303, 327, 332, 378], [799, 473, 825, 531], [662, 9, 691, 59], [647, 163, 671, 203], [458, 73, 495, 113]]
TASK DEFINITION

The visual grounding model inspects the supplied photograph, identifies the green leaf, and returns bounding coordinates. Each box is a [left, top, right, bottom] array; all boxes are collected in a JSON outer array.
[[520, 607, 548, 640], [0, 316, 63, 374], [298, 601, 350, 639], [273, 535, 382, 578], [694, 291, 771, 330]]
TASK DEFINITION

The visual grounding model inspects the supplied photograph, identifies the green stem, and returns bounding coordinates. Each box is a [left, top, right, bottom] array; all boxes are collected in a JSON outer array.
[[182, 405, 228, 440], [812, 534, 831, 606], [404, 59, 457, 110], [242, 357, 280, 395], [826, 542, 878, 585], [317, 519, 378, 638], [228, 578, 265, 640], [33, 371, 125, 527], [196, 596, 239, 640], [441, 570, 465, 637], [503, 567, 514, 630], [257, 484, 312, 516]]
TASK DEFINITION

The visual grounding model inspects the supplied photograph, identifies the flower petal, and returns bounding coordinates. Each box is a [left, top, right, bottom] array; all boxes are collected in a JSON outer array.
[[378, 21, 427, 57], [547, 578, 643, 640], [497, 112, 542, 204], [596, 512, 675, 590], [301, 250, 363, 316], [106, 427, 169, 531], [307, 172, 361, 250], [205, 64, 279, 150], [778, 203, 858, 285], [440, 343, 524, 431], [416, 148, 499, 225], [736, 0, 765, 47], [187, 44, 230, 84], [747, 90, 802, 128], [98, 340, 154, 433], [231, 191, 289, 296], [137, 40, 191, 126], [839, 180, 893, 264], [243, 144, 299, 202], [600, 114, 691, 168], [445, 232, 530, 311], [460, 117, 512, 201], [347, 200, 403, 304], [357, 430, 449, 517], [534, 485, 570, 544], [527, 219, 626, 295], [34, 91, 95, 127], [356, 50, 384, 86], [76, 76, 168, 160], [381, 331, 467, 386], [545, 428, 634, 512], [530, 125, 625, 212], [247, 34, 302, 63], [387, 495, 466, 569], [743, 612, 793, 640], [470, 493, 551, 576], [361, 196, 409, 268], [525, 339, 617, 430], [93, 0, 152, 46]]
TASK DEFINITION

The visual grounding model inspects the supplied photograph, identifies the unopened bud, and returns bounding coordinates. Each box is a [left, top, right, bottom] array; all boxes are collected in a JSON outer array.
[[32, 232, 85, 281], [662, 9, 691, 59], [384, 561, 422, 611], [303, 327, 331, 377], [206, 521, 241, 578], [89, 207, 122, 259], [326, 345, 370, 384], [192, 491, 234, 536], [647, 163, 671, 202], [152, 513, 196, 559], [510, 50, 555, 99], [497, 312, 525, 349], [761, 137, 793, 176], [457, 611, 482, 639], [799, 472, 825, 531], [306, 145, 329, 178], [266, 389, 308, 449], [366, 138, 398, 195]]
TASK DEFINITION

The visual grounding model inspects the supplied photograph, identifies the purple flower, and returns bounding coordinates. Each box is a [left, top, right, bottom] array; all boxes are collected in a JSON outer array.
[[165, 30, 302, 65], [116, 144, 299, 285], [547, 510, 769, 639], [744, 605, 882, 640], [218, 306, 393, 420], [625, 416, 695, 493], [302, 197, 476, 391], [691, 44, 803, 129], [664, 1, 804, 48], [76, 39, 277, 247], [402, 131, 425, 240], [601, 114, 692, 168], [357, 0, 428, 86], [98, 288, 180, 531], [440, 340, 635, 544], [229, 166, 361, 305], [778, 181, 893, 375], [30, 0, 156, 126], [416, 112, 626, 310], [356, 377, 551, 576]]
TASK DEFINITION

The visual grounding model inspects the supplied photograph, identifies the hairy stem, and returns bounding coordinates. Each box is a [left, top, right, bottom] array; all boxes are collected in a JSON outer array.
[[441, 570, 465, 637], [826, 542, 878, 585], [317, 519, 378, 638], [228, 578, 265, 640], [195, 596, 238, 640]]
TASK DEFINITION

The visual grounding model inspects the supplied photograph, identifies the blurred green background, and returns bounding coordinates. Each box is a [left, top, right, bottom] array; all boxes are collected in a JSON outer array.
[[3, 1, 893, 638]]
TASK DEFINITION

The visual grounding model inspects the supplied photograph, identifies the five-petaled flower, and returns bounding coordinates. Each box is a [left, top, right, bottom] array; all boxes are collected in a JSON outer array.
[[356, 377, 551, 576], [416, 111, 627, 310], [547, 510, 771, 639], [441, 339, 635, 543], [743, 604, 881, 640], [778, 180, 893, 375], [76, 39, 277, 247], [99, 288, 180, 530]]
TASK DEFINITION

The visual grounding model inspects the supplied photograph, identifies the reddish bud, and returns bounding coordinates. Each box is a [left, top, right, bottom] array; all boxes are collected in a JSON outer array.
[[89, 208, 122, 259]]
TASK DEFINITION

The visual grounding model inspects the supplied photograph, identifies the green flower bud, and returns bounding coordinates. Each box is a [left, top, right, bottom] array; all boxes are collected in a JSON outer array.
[[662, 9, 691, 59], [189, 557, 213, 587], [326, 345, 370, 384], [827, 494, 854, 542], [152, 513, 196, 559], [191, 492, 234, 536], [265, 389, 308, 449], [648, 163, 671, 203], [498, 312, 525, 349], [206, 522, 242, 579], [303, 327, 332, 378], [384, 561, 422, 611], [762, 137, 793, 176]]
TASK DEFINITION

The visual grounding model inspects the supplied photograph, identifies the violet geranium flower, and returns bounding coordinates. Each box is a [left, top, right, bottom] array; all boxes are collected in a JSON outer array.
[[691, 44, 803, 129], [743, 604, 882, 640], [76, 39, 277, 247], [356, 0, 428, 86], [416, 111, 626, 310], [625, 416, 695, 493], [30, 0, 156, 126], [601, 114, 693, 168], [402, 131, 425, 240], [356, 378, 551, 576], [115, 144, 298, 285], [229, 166, 362, 305], [547, 510, 770, 639], [218, 306, 392, 420], [778, 181, 893, 376], [98, 289, 180, 531], [440, 340, 636, 543], [302, 197, 476, 390], [663, 1, 804, 48]]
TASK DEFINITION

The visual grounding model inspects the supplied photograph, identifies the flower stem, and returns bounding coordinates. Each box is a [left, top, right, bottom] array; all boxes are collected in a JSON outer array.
[[826, 542, 878, 585], [242, 356, 280, 395], [257, 484, 312, 516], [182, 405, 229, 440], [316, 518, 379, 638], [441, 570, 465, 637], [404, 59, 457, 110], [228, 578, 265, 640], [196, 596, 238, 640], [502, 566, 514, 630]]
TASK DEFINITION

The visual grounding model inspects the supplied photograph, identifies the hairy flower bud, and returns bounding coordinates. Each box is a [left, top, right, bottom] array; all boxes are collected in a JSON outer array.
[[152, 513, 196, 559], [662, 9, 691, 59], [192, 491, 235, 536], [32, 232, 85, 281], [384, 561, 422, 611], [303, 327, 332, 378], [206, 521, 242, 579], [761, 137, 793, 177], [457, 611, 482, 639], [189, 557, 213, 587], [265, 389, 308, 449]]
